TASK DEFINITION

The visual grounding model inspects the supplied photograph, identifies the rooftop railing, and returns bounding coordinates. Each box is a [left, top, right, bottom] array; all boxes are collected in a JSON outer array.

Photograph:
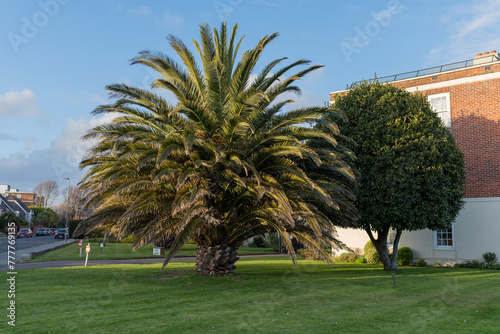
[[351, 54, 500, 87]]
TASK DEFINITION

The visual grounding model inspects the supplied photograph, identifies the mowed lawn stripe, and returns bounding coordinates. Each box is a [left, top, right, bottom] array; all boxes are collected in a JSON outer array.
[[2, 258, 499, 333], [30, 242, 275, 262]]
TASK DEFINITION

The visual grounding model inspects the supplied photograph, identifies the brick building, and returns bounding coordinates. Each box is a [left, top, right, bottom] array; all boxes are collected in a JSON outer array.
[[330, 52, 500, 264], [0, 185, 38, 207]]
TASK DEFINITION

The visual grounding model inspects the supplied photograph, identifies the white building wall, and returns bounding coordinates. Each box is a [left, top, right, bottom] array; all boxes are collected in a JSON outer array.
[[454, 198, 500, 260], [336, 197, 500, 264]]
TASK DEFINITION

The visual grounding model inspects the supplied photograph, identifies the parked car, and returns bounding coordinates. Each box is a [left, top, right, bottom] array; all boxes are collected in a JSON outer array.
[[17, 228, 33, 238], [35, 228, 49, 236], [54, 229, 68, 239], [49, 228, 57, 235]]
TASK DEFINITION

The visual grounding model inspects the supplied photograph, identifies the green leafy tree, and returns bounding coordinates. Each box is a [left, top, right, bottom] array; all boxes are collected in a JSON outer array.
[[68, 219, 82, 238], [77, 23, 358, 276], [30, 206, 60, 227], [0, 212, 26, 231], [332, 82, 465, 271]]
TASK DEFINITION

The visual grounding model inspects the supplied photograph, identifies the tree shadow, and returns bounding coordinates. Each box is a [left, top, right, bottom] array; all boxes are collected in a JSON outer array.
[[452, 112, 500, 198]]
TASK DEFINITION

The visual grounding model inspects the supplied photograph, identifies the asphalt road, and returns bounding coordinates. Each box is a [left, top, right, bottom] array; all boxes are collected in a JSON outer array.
[[0, 234, 63, 253], [0, 235, 72, 272]]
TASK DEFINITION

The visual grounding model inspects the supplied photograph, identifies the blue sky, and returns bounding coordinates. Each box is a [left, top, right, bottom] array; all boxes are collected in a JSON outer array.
[[1, 0, 499, 201]]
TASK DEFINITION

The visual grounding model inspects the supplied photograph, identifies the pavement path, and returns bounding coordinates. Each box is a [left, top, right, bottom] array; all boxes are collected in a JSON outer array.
[[0, 239, 286, 272], [0, 237, 76, 272], [12, 256, 194, 270]]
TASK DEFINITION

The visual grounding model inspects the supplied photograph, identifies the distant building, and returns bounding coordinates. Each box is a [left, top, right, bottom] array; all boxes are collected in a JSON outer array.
[[5, 195, 33, 222], [330, 51, 500, 264], [0, 194, 16, 215], [0, 184, 38, 208]]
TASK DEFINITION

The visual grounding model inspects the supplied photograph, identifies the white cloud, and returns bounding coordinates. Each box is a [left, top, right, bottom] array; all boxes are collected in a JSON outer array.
[[251, 0, 278, 7], [89, 94, 108, 105], [0, 89, 44, 118], [125, 5, 183, 29], [156, 11, 183, 29], [109, 3, 123, 15], [430, 0, 500, 62], [451, 0, 500, 40], [53, 113, 117, 155], [126, 5, 152, 18], [281, 88, 326, 109], [0, 113, 116, 196]]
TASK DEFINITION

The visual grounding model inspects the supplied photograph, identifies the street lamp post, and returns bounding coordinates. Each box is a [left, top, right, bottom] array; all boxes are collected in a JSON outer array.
[[64, 177, 70, 243]]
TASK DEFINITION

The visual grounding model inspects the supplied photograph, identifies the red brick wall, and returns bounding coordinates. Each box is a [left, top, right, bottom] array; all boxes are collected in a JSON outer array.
[[330, 67, 500, 198], [391, 63, 500, 89], [5, 192, 36, 207]]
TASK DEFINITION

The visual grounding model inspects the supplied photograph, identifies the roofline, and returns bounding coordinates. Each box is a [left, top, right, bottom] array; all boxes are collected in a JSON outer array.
[[6, 195, 30, 213], [330, 58, 500, 95], [0, 194, 16, 212]]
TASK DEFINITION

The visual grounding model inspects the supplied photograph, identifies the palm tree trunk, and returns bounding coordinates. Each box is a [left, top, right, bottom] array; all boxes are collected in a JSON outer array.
[[195, 244, 239, 276]]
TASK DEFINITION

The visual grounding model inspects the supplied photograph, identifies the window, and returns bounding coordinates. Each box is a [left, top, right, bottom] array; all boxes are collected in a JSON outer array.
[[434, 225, 454, 249], [428, 93, 451, 127], [387, 228, 397, 245]]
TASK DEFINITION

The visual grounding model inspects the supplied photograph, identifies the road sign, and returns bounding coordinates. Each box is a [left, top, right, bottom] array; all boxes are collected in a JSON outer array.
[[85, 243, 90, 267], [78, 241, 82, 248]]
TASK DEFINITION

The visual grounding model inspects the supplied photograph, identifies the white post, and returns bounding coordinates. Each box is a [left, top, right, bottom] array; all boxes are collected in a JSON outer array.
[[85, 243, 90, 267], [64, 177, 70, 243]]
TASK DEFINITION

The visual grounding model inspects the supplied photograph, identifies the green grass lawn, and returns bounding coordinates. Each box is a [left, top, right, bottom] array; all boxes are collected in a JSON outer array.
[[2, 258, 499, 333], [30, 242, 275, 261]]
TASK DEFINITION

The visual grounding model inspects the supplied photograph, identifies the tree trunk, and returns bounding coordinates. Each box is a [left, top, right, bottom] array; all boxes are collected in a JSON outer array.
[[389, 229, 402, 270], [377, 242, 393, 271], [366, 228, 402, 271], [195, 244, 239, 276]]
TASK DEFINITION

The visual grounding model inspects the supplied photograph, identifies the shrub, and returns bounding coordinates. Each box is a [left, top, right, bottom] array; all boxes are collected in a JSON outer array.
[[468, 260, 482, 268], [397, 247, 413, 265], [482, 262, 500, 270], [482, 252, 498, 264], [433, 262, 441, 268], [455, 260, 482, 269], [154, 235, 174, 248], [417, 259, 427, 267], [338, 252, 358, 263], [355, 257, 366, 264], [364, 240, 381, 264], [85, 234, 119, 243], [298, 248, 323, 261], [68, 220, 82, 238], [120, 235, 137, 243], [265, 233, 280, 252], [352, 248, 363, 256], [249, 236, 266, 248]]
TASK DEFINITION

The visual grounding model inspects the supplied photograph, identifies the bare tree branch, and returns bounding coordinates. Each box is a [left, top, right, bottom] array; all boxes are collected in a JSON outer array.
[[34, 180, 59, 208]]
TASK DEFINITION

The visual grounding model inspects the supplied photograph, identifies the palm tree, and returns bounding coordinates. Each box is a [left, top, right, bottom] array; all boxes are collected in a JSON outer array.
[[77, 23, 358, 276]]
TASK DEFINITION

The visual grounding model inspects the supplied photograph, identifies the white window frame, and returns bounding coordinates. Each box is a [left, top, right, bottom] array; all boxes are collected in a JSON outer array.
[[387, 228, 397, 246], [433, 224, 455, 250], [428, 92, 451, 127]]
